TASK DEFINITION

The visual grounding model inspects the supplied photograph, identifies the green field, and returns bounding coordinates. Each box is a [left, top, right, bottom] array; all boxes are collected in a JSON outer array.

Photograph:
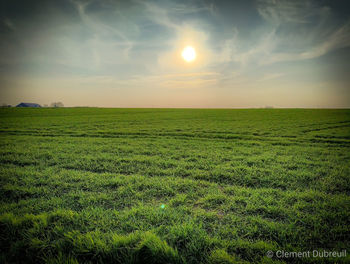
[[0, 108, 349, 263]]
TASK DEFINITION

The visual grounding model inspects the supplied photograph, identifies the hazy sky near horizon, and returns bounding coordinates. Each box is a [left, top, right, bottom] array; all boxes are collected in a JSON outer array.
[[0, 0, 350, 107]]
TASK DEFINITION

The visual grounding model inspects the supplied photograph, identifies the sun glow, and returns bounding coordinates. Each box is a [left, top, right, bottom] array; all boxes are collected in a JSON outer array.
[[182, 46, 196, 62]]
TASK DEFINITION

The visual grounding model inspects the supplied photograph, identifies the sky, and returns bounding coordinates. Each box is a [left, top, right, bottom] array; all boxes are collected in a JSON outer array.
[[0, 0, 349, 108]]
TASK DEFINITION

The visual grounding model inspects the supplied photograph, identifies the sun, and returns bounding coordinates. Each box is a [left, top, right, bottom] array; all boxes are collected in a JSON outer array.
[[182, 46, 196, 62]]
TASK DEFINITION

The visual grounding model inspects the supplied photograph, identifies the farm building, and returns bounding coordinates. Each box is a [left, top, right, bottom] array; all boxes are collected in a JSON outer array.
[[16, 102, 41, 107]]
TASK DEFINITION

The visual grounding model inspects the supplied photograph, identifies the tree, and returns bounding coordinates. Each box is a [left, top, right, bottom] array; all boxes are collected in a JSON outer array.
[[50, 102, 64, 107]]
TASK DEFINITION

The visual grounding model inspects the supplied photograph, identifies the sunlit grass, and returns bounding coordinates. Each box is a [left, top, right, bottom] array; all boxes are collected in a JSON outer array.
[[0, 108, 349, 263]]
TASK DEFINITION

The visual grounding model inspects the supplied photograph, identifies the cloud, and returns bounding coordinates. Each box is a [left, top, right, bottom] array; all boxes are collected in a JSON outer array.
[[258, 73, 285, 82], [137, 0, 214, 30], [263, 21, 350, 64], [3, 18, 16, 30], [257, 0, 319, 24], [137, 0, 180, 30], [209, 0, 350, 72], [71, 0, 133, 60]]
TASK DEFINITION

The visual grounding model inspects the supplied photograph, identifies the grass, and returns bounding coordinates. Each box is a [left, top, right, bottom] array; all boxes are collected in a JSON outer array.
[[0, 108, 349, 263]]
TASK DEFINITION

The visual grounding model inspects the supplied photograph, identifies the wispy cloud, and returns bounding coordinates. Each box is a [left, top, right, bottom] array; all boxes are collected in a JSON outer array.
[[70, 0, 137, 66], [254, 0, 350, 64], [263, 21, 350, 64], [258, 73, 285, 82], [257, 0, 319, 24], [136, 0, 181, 30], [3, 18, 16, 30]]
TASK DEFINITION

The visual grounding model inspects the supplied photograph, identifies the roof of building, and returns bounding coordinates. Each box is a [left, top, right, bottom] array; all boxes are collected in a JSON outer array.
[[16, 102, 41, 107]]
